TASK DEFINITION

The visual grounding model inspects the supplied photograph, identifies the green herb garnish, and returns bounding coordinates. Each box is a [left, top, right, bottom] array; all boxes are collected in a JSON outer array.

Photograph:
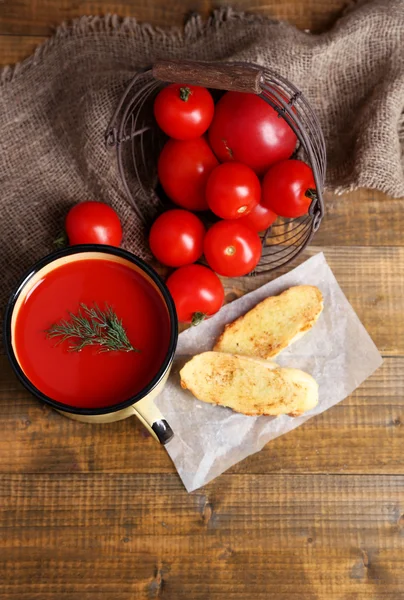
[[45, 303, 139, 354]]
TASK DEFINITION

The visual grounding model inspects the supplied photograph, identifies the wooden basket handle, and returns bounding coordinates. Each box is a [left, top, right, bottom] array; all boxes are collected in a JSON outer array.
[[152, 60, 263, 94]]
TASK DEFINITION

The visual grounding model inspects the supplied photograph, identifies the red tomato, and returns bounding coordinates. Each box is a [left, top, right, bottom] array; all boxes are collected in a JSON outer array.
[[204, 221, 262, 277], [206, 162, 261, 220], [262, 160, 316, 218], [166, 264, 224, 325], [154, 84, 214, 140], [149, 209, 205, 267], [237, 202, 277, 232], [65, 201, 122, 246], [158, 137, 218, 211], [208, 91, 297, 175]]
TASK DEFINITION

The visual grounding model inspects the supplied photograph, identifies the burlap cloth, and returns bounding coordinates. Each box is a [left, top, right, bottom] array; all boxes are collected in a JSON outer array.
[[0, 0, 403, 343]]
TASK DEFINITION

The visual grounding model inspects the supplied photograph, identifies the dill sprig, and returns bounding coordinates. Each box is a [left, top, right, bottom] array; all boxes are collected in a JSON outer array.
[[45, 303, 139, 354]]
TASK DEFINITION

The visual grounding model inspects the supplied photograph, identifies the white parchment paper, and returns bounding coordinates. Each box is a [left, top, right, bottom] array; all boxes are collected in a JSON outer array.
[[156, 253, 383, 492]]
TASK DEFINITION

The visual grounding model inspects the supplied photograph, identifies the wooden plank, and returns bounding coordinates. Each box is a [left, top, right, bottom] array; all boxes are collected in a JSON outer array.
[[313, 190, 404, 247], [251, 190, 404, 249], [0, 1, 402, 599], [0, 473, 403, 599], [0, 35, 47, 67], [0, 0, 349, 36], [220, 0, 349, 33], [0, 0, 209, 35], [0, 353, 402, 476]]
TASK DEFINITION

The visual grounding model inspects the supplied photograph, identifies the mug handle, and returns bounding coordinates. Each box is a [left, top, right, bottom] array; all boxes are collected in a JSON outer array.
[[131, 396, 174, 445]]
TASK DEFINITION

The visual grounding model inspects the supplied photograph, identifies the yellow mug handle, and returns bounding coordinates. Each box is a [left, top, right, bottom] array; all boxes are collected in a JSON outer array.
[[131, 396, 174, 444]]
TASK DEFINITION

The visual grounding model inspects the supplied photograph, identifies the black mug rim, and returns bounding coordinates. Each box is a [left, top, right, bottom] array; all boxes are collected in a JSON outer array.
[[3, 244, 178, 416]]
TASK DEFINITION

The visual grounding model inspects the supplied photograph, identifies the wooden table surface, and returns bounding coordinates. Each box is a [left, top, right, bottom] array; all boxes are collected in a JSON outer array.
[[1, 1, 403, 599]]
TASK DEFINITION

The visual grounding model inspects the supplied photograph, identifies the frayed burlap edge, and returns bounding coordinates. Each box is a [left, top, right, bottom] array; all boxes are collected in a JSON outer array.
[[1, 3, 402, 197], [0, 9, 271, 86]]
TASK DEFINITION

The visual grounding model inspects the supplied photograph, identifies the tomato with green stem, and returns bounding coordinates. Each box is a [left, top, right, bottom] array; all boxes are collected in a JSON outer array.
[[166, 264, 224, 325], [65, 201, 122, 246], [154, 84, 214, 140], [261, 159, 316, 218]]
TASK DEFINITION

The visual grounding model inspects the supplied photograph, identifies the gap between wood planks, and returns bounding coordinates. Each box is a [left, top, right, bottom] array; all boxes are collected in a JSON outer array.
[[1, 358, 402, 476], [0, 0, 351, 36]]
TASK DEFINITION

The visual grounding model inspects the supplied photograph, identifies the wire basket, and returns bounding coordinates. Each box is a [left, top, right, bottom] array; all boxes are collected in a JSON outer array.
[[106, 60, 326, 275]]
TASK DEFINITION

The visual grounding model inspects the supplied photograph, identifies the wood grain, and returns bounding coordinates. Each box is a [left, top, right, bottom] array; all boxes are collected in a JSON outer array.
[[1, 473, 404, 599], [0, 0, 349, 36], [153, 59, 263, 94], [0, 355, 402, 476], [0, 0, 209, 35], [217, 0, 349, 33], [0, 35, 47, 67], [1, 1, 404, 599], [313, 190, 404, 247], [0, 0, 351, 68]]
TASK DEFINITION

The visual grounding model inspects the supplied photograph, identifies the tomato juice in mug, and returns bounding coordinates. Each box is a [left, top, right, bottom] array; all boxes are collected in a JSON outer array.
[[4, 246, 178, 444]]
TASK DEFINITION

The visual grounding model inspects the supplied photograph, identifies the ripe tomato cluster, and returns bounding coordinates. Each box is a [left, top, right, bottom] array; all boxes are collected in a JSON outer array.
[[151, 83, 317, 324]]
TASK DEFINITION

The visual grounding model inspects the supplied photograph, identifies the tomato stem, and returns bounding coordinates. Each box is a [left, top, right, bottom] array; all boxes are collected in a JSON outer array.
[[222, 138, 233, 159], [54, 231, 68, 249], [191, 312, 207, 326], [305, 188, 317, 201], [179, 87, 192, 102]]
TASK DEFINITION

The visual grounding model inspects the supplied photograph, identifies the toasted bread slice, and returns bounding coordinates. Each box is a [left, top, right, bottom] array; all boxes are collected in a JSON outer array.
[[214, 285, 323, 359], [180, 352, 318, 417]]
